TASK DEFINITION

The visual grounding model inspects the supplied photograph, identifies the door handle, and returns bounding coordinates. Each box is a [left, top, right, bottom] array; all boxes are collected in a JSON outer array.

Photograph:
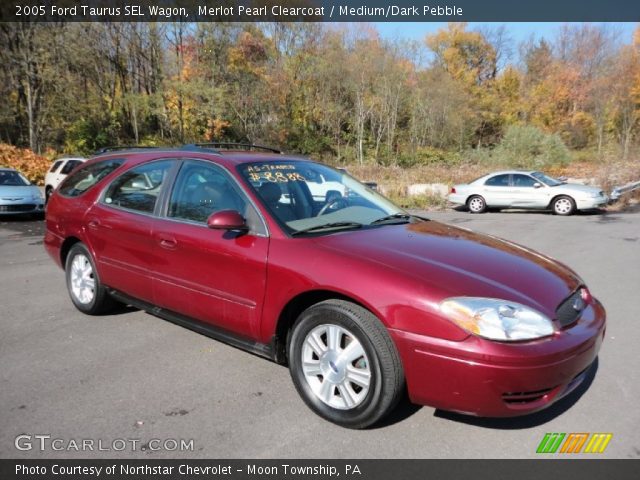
[[87, 219, 100, 230], [157, 235, 177, 249]]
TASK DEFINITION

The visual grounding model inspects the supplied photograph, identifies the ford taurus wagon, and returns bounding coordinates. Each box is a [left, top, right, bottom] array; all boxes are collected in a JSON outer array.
[[44, 145, 606, 428]]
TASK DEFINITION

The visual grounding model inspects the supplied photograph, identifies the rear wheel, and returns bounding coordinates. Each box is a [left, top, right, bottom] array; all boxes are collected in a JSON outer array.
[[552, 196, 576, 216], [288, 300, 404, 429], [467, 195, 487, 214], [65, 243, 116, 315]]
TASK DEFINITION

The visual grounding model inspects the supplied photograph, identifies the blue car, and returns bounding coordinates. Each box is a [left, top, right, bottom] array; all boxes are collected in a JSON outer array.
[[0, 168, 45, 217]]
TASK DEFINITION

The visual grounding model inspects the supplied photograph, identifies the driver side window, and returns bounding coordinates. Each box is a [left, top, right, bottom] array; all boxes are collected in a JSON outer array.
[[168, 160, 266, 235], [512, 174, 537, 187]]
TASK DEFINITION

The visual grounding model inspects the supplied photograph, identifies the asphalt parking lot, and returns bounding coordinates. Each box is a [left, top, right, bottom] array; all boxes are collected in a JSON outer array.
[[1, 209, 639, 459]]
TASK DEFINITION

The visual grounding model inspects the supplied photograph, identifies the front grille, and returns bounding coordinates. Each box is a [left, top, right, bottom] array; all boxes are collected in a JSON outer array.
[[0, 204, 36, 212], [556, 290, 585, 328], [502, 387, 555, 405]]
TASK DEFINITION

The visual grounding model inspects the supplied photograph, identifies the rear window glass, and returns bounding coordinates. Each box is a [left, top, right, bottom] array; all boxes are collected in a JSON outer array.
[[60, 159, 83, 175], [58, 159, 124, 198], [49, 160, 63, 173], [485, 174, 510, 187]]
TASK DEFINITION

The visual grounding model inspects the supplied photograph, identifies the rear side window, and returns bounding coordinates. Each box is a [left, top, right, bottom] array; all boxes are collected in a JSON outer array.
[[103, 160, 174, 214], [485, 174, 510, 187], [49, 160, 63, 173], [60, 160, 83, 175], [58, 159, 124, 198]]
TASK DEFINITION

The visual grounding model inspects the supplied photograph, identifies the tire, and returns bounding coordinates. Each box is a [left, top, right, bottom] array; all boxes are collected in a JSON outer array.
[[467, 195, 487, 214], [65, 243, 116, 315], [552, 196, 576, 216], [288, 299, 404, 429]]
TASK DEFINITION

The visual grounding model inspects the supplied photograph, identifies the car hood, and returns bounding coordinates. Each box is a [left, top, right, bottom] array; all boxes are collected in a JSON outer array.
[[0, 185, 39, 199], [314, 220, 582, 317]]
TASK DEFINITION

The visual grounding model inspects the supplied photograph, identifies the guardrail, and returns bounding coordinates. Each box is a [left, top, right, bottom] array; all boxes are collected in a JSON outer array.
[[611, 180, 640, 201]]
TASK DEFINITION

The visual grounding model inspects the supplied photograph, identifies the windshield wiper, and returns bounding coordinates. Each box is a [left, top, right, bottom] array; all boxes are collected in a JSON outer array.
[[370, 213, 426, 225], [291, 221, 364, 237]]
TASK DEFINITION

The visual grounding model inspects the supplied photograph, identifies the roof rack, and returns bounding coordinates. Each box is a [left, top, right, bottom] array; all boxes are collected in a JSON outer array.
[[190, 142, 282, 154], [94, 145, 161, 155]]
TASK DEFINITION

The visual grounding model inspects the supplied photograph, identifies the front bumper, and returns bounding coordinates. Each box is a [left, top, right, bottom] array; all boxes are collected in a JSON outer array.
[[576, 195, 608, 210], [390, 299, 606, 417], [0, 202, 44, 215]]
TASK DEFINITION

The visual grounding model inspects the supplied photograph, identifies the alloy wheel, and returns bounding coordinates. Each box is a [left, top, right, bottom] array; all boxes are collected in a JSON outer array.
[[301, 324, 371, 410], [70, 254, 96, 304], [468, 196, 485, 213], [554, 197, 574, 215]]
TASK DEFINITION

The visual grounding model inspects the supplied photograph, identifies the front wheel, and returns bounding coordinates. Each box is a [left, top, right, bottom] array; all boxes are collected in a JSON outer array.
[[552, 196, 576, 216], [288, 300, 404, 429], [65, 243, 116, 315]]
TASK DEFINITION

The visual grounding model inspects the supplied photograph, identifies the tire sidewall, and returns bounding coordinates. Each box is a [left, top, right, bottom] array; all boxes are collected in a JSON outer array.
[[288, 304, 384, 428]]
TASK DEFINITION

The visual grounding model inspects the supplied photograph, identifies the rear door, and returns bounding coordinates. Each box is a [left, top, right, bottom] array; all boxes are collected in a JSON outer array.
[[84, 159, 177, 303], [481, 174, 512, 207], [151, 159, 269, 338]]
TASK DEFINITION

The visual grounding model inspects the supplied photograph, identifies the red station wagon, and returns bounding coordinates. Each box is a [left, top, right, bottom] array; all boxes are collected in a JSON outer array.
[[45, 144, 606, 428]]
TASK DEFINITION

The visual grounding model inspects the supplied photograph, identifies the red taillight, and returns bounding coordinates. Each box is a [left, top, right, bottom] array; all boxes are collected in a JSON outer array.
[[580, 287, 593, 305], [450, 187, 456, 194]]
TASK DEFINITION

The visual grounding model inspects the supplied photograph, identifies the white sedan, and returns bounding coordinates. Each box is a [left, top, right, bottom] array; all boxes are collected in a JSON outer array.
[[448, 170, 608, 216]]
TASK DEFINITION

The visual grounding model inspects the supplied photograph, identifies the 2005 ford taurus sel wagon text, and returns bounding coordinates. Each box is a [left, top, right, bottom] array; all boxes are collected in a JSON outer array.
[[44, 144, 606, 428]]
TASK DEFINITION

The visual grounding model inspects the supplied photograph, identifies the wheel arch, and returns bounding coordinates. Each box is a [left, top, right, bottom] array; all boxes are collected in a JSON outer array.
[[467, 193, 485, 203], [548, 194, 576, 209], [60, 236, 82, 268], [272, 289, 379, 365]]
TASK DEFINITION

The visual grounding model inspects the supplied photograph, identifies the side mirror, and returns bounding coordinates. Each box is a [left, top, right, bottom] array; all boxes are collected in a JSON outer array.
[[533, 182, 542, 189], [207, 210, 248, 232], [131, 179, 149, 189]]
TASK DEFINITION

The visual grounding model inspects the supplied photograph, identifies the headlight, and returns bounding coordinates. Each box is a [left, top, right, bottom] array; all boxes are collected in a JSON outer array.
[[440, 297, 554, 341]]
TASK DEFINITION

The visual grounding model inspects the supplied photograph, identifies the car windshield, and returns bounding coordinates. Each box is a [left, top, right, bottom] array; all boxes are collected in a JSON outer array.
[[531, 171, 562, 186], [0, 170, 30, 186], [238, 161, 407, 235]]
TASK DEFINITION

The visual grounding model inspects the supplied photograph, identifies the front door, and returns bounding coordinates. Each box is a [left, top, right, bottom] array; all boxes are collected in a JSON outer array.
[[151, 160, 269, 338], [510, 174, 551, 208]]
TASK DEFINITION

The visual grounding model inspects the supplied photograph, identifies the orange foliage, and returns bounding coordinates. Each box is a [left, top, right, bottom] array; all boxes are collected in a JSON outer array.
[[0, 143, 51, 185]]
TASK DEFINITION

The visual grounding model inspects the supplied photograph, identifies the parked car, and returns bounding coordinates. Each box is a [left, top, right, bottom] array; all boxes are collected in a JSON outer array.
[[45, 146, 605, 428], [45, 157, 86, 202], [0, 167, 45, 217], [449, 170, 609, 215]]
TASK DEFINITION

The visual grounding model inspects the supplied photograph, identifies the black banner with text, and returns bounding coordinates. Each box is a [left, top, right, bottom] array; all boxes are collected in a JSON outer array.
[[0, 0, 639, 22], [1, 459, 639, 480]]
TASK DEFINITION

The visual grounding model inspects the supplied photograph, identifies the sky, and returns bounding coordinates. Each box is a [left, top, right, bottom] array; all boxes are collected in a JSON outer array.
[[375, 22, 637, 44]]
